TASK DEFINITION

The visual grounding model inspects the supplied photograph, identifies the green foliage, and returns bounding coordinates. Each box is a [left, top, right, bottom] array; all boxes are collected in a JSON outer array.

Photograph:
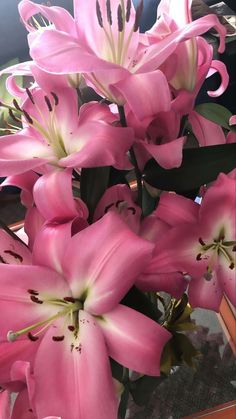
[[143, 143, 236, 192]]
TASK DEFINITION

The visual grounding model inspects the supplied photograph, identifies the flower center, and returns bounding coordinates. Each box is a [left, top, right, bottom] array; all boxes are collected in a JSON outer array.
[[196, 228, 236, 279], [7, 290, 83, 344], [2, 91, 68, 160]]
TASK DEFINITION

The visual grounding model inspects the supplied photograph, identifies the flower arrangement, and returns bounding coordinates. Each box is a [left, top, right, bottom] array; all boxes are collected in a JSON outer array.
[[0, 0, 235, 418]]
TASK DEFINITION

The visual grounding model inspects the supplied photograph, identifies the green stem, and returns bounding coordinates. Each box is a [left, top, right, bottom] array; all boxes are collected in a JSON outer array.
[[117, 105, 143, 209]]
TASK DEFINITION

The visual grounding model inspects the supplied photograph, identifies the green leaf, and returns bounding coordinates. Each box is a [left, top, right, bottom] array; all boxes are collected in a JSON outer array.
[[80, 166, 110, 222], [110, 359, 124, 382], [121, 286, 162, 322], [143, 143, 236, 192], [118, 385, 129, 419], [194, 103, 236, 132], [130, 375, 166, 406], [142, 183, 158, 217]]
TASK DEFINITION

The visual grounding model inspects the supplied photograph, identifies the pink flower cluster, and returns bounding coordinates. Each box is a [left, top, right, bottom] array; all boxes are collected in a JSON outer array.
[[0, 0, 235, 418]]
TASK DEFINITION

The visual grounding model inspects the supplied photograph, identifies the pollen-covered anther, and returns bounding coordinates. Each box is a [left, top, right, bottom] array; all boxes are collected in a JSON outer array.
[[26, 88, 35, 105], [96, 0, 103, 28], [27, 289, 39, 296], [52, 335, 65, 341], [30, 295, 43, 304], [7, 331, 17, 342], [8, 109, 21, 123], [51, 91, 59, 106], [133, 0, 143, 32], [23, 110, 33, 125], [229, 262, 235, 270], [64, 296, 76, 303], [106, 0, 112, 25], [199, 237, 206, 246], [196, 253, 202, 261], [44, 95, 53, 112], [68, 325, 75, 331], [13, 99, 22, 112], [28, 332, 39, 341], [126, 0, 131, 22], [117, 4, 124, 32]]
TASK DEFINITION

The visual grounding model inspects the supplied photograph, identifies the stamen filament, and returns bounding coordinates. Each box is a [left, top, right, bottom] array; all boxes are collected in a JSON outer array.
[[7, 302, 81, 342]]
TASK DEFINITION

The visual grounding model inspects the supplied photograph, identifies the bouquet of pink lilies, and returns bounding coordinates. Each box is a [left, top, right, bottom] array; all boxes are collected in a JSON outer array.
[[0, 0, 235, 418]]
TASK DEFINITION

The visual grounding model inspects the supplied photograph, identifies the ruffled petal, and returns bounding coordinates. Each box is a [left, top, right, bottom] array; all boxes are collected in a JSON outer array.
[[1, 171, 39, 208]]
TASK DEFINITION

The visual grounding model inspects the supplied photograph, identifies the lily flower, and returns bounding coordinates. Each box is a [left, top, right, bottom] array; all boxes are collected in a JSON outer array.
[[18, 0, 226, 114], [0, 212, 170, 418], [149, 173, 236, 311], [0, 87, 134, 177]]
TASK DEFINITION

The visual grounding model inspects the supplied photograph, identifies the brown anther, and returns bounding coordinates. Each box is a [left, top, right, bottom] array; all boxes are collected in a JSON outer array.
[[28, 332, 39, 341], [104, 203, 114, 213], [26, 88, 35, 104], [116, 200, 124, 207], [9, 109, 21, 123], [51, 92, 59, 106], [64, 296, 76, 303], [68, 325, 75, 331], [30, 295, 43, 304], [229, 262, 235, 270], [27, 289, 39, 296], [96, 0, 103, 27], [128, 206, 136, 214], [106, 0, 112, 25], [117, 4, 124, 32], [233, 245, 236, 252], [52, 335, 65, 341], [199, 237, 206, 246], [23, 110, 33, 125], [133, 0, 143, 32], [44, 96, 53, 112], [0, 255, 8, 264], [13, 99, 22, 111], [196, 253, 202, 261], [126, 0, 131, 22], [4, 250, 23, 262]]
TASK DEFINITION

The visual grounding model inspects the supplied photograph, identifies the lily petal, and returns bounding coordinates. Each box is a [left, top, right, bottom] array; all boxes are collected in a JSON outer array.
[[33, 311, 118, 419], [98, 304, 171, 375]]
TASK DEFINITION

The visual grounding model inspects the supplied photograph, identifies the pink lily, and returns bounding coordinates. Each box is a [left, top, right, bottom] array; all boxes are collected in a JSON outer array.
[[93, 184, 187, 298], [0, 86, 134, 177], [0, 390, 10, 419], [0, 229, 31, 265], [132, 109, 186, 170], [19, 0, 225, 114], [0, 212, 170, 418], [149, 173, 236, 311]]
